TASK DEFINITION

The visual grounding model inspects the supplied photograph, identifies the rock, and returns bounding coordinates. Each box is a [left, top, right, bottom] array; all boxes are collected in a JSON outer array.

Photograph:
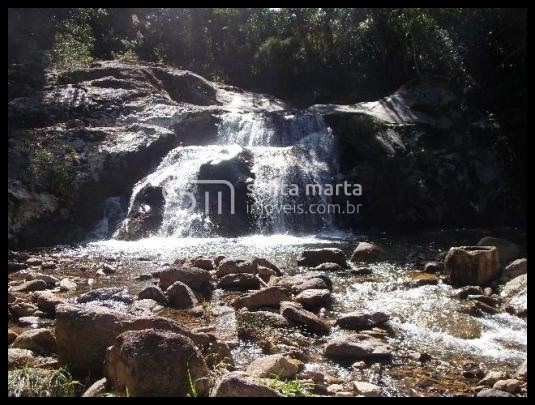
[[350, 242, 387, 263], [476, 388, 513, 397], [324, 338, 392, 362], [335, 391, 354, 397], [26, 272, 59, 286], [492, 379, 523, 394], [236, 308, 290, 329], [312, 262, 344, 272], [8, 292, 16, 304], [137, 285, 168, 306], [76, 287, 133, 309], [445, 246, 500, 286], [246, 354, 299, 379], [129, 299, 164, 316], [407, 271, 440, 286], [423, 261, 444, 273], [501, 274, 527, 298], [12, 328, 56, 353], [462, 362, 485, 379], [479, 371, 508, 387], [101, 264, 116, 274], [350, 267, 373, 276], [477, 236, 521, 267], [503, 258, 527, 280], [483, 287, 494, 296], [297, 248, 348, 268], [210, 371, 283, 397], [217, 273, 261, 290], [159, 266, 213, 291], [516, 360, 527, 381], [269, 272, 333, 292], [32, 290, 66, 315], [8, 261, 27, 272], [253, 257, 282, 276], [232, 287, 291, 310], [8, 348, 34, 369], [335, 312, 389, 330], [134, 273, 153, 281], [104, 329, 210, 396], [82, 378, 108, 397], [256, 266, 278, 282], [214, 255, 226, 267], [59, 278, 77, 291], [353, 381, 381, 397], [216, 258, 256, 277], [8, 329, 18, 345], [17, 316, 53, 328], [41, 261, 57, 270], [452, 285, 484, 299], [466, 294, 501, 307], [187, 256, 214, 271], [295, 289, 331, 308], [10, 279, 47, 292], [26, 257, 42, 266], [165, 281, 198, 309], [55, 303, 222, 377], [327, 383, 345, 394], [9, 301, 38, 317], [280, 301, 330, 335]]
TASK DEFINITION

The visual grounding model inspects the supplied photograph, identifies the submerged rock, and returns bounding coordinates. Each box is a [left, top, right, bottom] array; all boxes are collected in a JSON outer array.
[[445, 246, 500, 286], [236, 308, 290, 329], [76, 287, 133, 309], [104, 329, 210, 396]]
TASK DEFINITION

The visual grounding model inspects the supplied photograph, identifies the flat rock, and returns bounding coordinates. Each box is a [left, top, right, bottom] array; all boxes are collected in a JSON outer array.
[[10, 279, 48, 292], [210, 371, 283, 397], [335, 312, 389, 330], [324, 338, 392, 362], [216, 258, 256, 277], [217, 273, 261, 290], [246, 354, 299, 379], [280, 301, 330, 335], [232, 287, 290, 310]]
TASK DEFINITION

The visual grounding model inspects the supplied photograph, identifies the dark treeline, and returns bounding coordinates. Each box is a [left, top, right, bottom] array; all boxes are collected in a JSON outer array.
[[8, 7, 527, 211]]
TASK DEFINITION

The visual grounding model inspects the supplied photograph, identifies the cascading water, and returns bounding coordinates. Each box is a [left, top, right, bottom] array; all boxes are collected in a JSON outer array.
[[117, 101, 338, 238]]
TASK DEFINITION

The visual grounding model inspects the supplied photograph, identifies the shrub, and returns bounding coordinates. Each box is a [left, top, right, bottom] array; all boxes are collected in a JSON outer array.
[[50, 19, 94, 71]]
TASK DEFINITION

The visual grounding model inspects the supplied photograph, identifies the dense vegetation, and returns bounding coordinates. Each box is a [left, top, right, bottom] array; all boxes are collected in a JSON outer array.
[[8, 8, 527, 219]]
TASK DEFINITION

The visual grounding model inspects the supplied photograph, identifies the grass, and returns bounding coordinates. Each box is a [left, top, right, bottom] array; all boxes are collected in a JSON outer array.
[[8, 366, 82, 397], [257, 375, 314, 397]]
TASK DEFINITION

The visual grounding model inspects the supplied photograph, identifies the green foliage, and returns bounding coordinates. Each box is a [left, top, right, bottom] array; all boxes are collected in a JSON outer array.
[[8, 366, 82, 397], [51, 18, 95, 71], [29, 145, 77, 202], [257, 376, 314, 397], [111, 48, 139, 63]]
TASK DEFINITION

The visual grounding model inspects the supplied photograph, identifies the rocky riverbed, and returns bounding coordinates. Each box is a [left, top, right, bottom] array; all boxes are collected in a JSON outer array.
[[7, 229, 527, 397]]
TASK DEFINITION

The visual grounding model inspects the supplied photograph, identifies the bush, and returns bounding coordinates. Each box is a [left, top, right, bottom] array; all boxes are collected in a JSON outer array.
[[50, 19, 95, 71], [8, 367, 82, 397]]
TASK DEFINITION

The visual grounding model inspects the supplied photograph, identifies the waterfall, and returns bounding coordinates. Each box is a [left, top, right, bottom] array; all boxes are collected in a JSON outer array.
[[116, 101, 338, 238]]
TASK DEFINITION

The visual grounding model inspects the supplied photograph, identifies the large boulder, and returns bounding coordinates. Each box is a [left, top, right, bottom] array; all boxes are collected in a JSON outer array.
[[246, 354, 299, 379], [159, 266, 213, 291], [503, 258, 527, 280], [210, 371, 283, 397], [444, 246, 500, 286], [280, 301, 331, 335], [477, 237, 521, 267], [350, 242, 387, 263], [165, 281, 198, 309], [104, 329, 210, 396], [297, 248, 348, 268], [232, 287, 291, 310]]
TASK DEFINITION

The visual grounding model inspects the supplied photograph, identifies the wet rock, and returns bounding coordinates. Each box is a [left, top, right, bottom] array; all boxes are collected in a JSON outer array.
[[406, 271, 440, 286], [8, 261, 27, 272], [295, 289, 331, 308], [423, 261, 444, 273], [335, 312, 389, 331], [9, 301, 38, 317], [326, 384, 345, 394], [324, 338, 392, 362], [41, 261, 57, 270], [186, 256, 215, 271], [134, 273, 153, 281], [503, 258, 527, 280], [76, 287, 133, 309], [10, 279, 47, 292], [59, 278, 77, 291], [26, 272, 59, 287], [246, 354, 299, 379], [26, 257, 42, 266], [452, 285, 484, 299], [32, 290, 66, 315], [492, 379, 523, 394], [350, 242, 387, 263], [313, 262, 344, 272], [236, 308, 290, 329], [353, 381, 381, 397], [210, 371, 283, 397], [8, 348, 34, 369], [82, 378, 108, 397], [8, 329, 18, 345], [516, 360, 527, 381], [12, 328, 56, 354], [350, 267, 373, 276], [501, 274, 527, 317], [483, 287, 493, 296], [159, 266, 213, 291], [445, 246, 500, 286], [137, 285, 168, 306], [501, 274, 527, 298], [216, 258, 256, 277], [101, 264, 116, 274], [165, 281, 198, 309], [293, 277, 331, 293], [104, 329, 210, 396], [476, 388, 514, 397], [466, 294, 501, 307], [479, 371, 508, 387], [217, 273, 260, 290], [269, 272, 333, 293], [17, 316, 53, 328], [335, 391, 354, 397], [408, 352, 431, 362], [129, 299, 164, 316], [477, 236, 521, 267], [8, 291, 16, 304], [232, 287, 291, 310], [55, 303, 220, 377], [214, 255, 226, 267], [462, 362, 485, 379], [297, 248, 348, 268], [280, 301, 330, 335], [252, 257, 282, 276]]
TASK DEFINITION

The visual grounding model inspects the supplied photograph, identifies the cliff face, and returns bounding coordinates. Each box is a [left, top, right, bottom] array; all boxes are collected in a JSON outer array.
[[7, 61, 520, 248]]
